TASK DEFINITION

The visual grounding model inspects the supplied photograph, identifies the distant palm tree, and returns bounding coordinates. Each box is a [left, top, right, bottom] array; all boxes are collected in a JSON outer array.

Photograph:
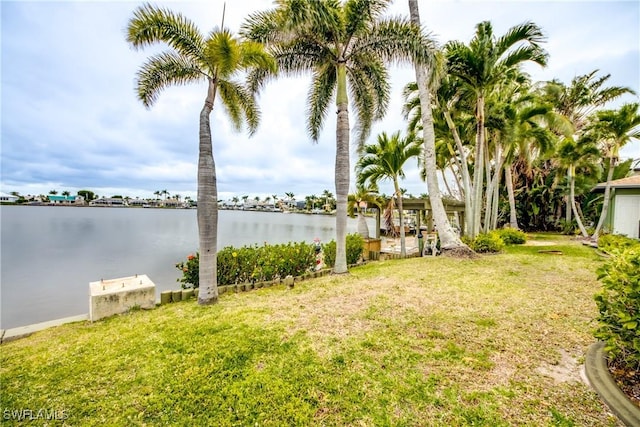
[[127, 4, 274, 305], [61, 191, 70, 197], [348, 184, 380, 239], [357, 131, 421, 257], [49, 190, 58, 195], [243, 0, 433, 273]]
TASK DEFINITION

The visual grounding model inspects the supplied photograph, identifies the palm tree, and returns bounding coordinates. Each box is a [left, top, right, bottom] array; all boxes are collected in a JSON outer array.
[[445, 20, 548, 237], [321, 189, 334, 212], [242, 0, 433, 273], [49, 190, 58, 195], [61, 190, 70, 197], [406, 0, 471, 254], [539, 71, 634, 225], [555, 134, 601, 237], [590, 103, 640, 239], [357, 131, 421, 257], [127, 4, 274, 305], [348, 184, 380, 238]]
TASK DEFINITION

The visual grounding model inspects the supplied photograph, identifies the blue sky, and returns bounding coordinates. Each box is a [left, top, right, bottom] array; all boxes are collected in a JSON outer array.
[[2, 0, 639, 201]]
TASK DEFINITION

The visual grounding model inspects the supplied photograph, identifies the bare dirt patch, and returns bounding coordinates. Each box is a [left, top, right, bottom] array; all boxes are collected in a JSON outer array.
[[535, 349, 582, 384]]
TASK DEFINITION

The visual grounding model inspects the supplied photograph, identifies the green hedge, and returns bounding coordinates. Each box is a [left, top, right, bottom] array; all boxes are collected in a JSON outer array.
[[177, 235, 367, 289], [321, 233, 365, 267], [594, 246, 640, 369], [597, 234, 640, 254], [176, 241, 316, 288]]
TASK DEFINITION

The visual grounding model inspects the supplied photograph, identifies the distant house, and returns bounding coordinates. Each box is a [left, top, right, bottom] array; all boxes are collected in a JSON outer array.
[[0, 192, 18, 203], [593, 175, 640, 239], [48, 195, 84, 205], [90, 197, 126, 206]]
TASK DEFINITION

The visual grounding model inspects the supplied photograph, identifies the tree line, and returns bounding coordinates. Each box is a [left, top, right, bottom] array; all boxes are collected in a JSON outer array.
[[126, 0, 638, 305]]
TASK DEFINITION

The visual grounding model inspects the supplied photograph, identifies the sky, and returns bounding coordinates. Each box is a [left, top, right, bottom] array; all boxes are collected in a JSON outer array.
[[1, 0, 639, 202]]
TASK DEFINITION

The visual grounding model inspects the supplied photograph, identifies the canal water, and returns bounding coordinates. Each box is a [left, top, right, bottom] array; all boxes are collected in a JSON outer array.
[[1, 206, 374, 329]]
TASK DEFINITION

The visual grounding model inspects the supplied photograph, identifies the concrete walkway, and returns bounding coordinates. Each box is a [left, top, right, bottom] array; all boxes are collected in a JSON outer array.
[[1, 314, 89, 344]]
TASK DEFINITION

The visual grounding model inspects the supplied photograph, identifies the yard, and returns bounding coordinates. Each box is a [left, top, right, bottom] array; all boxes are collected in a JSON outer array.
[[0, 235, 621, 425]]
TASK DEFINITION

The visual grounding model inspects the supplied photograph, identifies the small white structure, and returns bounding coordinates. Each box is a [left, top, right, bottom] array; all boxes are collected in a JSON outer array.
[[594, 175, 640, 239], [89, 274, 155, 321]]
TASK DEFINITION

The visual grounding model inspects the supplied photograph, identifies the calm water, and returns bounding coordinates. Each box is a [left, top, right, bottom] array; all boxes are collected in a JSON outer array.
[[1, 206, 374, 329]]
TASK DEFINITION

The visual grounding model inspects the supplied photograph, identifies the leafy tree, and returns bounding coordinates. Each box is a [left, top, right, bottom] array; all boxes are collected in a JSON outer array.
[[357, 131, 421, 257], [127, 3, 274, 304], [242, 0, 433, 273], [77, 190, 96, 201]]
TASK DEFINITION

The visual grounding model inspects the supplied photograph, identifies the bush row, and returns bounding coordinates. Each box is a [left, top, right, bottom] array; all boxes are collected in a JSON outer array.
[[176, 234, 365, 288]]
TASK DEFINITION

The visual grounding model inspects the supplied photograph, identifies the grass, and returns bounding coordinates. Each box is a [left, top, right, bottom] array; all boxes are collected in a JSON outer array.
[[0, 235, 622, 426]]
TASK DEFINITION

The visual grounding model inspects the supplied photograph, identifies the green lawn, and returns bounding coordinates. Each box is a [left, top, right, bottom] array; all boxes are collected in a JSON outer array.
[[0, 235, 621, 426]]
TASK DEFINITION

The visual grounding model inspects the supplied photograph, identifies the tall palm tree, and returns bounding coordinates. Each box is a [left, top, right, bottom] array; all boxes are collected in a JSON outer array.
[[242, 0, 433, 273], [445, 20, 548, 237], [127, 4, 274, 305], [590, 103, 640, 239], [539, 71, 634, 225], [555, 134, 601, 237], [357, 131, 421, 257], [406, 0, 471, 254]]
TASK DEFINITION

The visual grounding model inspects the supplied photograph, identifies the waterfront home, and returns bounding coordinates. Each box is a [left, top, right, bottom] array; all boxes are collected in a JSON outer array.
[[90, 197, 126, 207], [0, 192, 18, 203], [48, 194, 85, 205]]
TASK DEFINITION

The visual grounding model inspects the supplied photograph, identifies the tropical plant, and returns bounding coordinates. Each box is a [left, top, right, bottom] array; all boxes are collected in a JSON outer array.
[[242, 0, 433, 273], [589, 103, 640, 239], [554, 134, 601, 237], [445, 20, 548, 237], [357, 131, 421, 257], [127, 3, 275, 304], [348, 183, 381, 239], [594, 246, 640, 369], [321, 233, 365, 267]]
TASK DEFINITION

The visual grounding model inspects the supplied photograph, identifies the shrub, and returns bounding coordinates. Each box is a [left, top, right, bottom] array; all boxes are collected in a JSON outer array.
[[322, 233, 365, 267], [594, 246, 640, 369], [176, 253, 199, 288], [598, 234, 640, 254], [494, 228, 527, 245], [176, 242, 316, 288], [468, 232, 505, 253]]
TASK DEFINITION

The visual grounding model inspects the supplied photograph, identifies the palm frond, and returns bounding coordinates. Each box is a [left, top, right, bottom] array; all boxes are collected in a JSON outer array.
[[127, 3, 205, 62], [307, 65, 337, 142], [217, 80, 260, 135], [135, 51, 203, 107]]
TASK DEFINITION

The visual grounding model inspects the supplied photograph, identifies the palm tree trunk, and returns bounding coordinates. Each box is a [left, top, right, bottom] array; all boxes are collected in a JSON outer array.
[[442, 107, 473, 232], [591, 155, 616, 240], [408, 0, 468, 252], [505, 164, 519, 229], [491, 164, 501, 230], [394, 179, 406, 258], [472, 95, 486, 238], [441, 169, 453, 196], [569, 165, 589, 237], [357, 205, 370, 238], [198, 79, 219, 305], [334, 62, 349, 274]]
